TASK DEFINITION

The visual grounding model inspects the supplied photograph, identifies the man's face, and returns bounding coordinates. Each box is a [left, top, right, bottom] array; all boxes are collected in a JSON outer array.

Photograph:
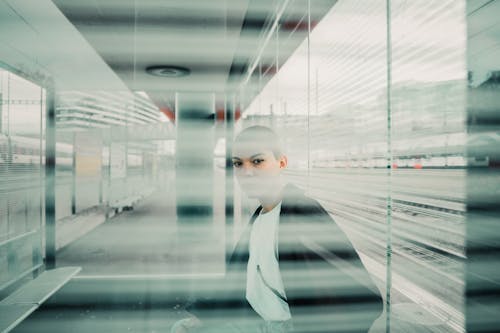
[[231, 143, 287, 199]]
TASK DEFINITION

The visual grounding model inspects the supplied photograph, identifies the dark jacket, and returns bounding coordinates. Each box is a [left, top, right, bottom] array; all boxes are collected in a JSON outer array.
[[188, 184, 383, 332]]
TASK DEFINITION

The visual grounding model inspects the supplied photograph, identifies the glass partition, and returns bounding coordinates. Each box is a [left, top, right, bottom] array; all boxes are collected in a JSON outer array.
[[466, 0, 500, 332], [237, 0, 467, 332], [2, 1, 493, 332], [0, 66, 45, 293], [390, 1, 466, 331]]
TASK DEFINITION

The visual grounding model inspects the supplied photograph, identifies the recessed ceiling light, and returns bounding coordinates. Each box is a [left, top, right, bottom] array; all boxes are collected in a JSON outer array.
[[146, 65, 190, 77]]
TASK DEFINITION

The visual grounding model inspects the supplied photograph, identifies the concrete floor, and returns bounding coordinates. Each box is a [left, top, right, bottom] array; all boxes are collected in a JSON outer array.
[[11, 182, 452, 333], [13, 306, 183, 333], [12, 186, 226, 333], [56, 186, 226, 277]]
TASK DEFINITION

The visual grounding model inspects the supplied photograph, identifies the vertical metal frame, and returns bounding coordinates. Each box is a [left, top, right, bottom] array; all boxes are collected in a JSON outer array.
[[44, 83, 56, 269], [0, 61, 52, 286], [225, 94, 235, 260]]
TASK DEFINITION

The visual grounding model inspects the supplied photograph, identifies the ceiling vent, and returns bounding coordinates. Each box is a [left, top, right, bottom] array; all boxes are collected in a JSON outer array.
[[146, 65, 190, 78]]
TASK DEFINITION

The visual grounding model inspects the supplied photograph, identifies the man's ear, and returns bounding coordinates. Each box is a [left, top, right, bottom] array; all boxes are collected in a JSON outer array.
[[279, 155, 288, 169]]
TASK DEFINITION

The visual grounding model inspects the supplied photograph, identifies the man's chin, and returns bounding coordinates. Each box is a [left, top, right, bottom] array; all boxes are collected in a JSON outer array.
[[239, 186, 263, 199], [241, 189, 261, 199]]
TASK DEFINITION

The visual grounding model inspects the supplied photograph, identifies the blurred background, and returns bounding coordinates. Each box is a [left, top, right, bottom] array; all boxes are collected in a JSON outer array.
[[0, 0, 499, 332]]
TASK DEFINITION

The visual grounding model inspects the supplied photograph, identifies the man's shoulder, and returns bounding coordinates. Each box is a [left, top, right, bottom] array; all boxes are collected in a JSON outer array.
[[281, 183, 330, 218]]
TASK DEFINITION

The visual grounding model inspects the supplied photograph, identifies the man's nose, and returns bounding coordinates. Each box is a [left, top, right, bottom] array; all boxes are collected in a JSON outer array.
[[242, 164, 254, 176]]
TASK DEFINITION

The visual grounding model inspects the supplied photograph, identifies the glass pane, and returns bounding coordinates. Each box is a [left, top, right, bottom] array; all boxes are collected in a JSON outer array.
[[0, 67, 44, 290], [466, 0, 500, 331], [54, 91, 171, 275], [390, 1, 467, 332], [309, 1, 388, 331], [0, 1, 485, 333], [239, 0, 387, 331]]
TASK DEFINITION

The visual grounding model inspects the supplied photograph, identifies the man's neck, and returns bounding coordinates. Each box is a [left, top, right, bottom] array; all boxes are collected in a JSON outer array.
[[259, 184, 285, 213], [260, 200, 281, 214]]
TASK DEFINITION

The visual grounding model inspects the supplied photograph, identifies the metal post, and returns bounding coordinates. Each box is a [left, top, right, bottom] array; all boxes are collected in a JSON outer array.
[[0, 92, 3, 132], [45, 85, 56, 269], [385, 1, 393, 332], [225, 94, 235, 260], [99, 133, 103, 204], [71, 132, 76, 214], [175, 93, 215, 226]]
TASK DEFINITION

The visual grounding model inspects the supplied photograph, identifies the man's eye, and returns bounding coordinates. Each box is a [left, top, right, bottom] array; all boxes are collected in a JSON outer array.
[[252, 159, 264, 165], [232, 161, 242, 167]]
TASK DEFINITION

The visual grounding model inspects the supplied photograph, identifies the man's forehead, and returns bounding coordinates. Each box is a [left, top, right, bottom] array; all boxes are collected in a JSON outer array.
[[232, 142, 274, 158]]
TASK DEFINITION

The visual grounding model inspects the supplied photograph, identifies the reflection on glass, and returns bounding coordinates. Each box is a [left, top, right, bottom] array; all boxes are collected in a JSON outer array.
[[466, 0, 500, 331], [2, 0, 497, 332], [390, 1, 466, 333], [0, 68, 44, 292]]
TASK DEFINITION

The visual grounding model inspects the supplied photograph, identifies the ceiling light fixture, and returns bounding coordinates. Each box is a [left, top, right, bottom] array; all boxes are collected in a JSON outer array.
[[146, 65, 190, 78]]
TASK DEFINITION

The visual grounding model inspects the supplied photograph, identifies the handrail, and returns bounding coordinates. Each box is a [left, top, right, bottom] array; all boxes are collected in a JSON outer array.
[[0, 229, 39, 248]]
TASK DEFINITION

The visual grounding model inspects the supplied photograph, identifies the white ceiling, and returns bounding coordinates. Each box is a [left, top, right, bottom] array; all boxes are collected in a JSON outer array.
[[50, 0, 336, 106], [0, 0, 128, 91], [0, 0, 336, 111], [51, 0, 250, 93]]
